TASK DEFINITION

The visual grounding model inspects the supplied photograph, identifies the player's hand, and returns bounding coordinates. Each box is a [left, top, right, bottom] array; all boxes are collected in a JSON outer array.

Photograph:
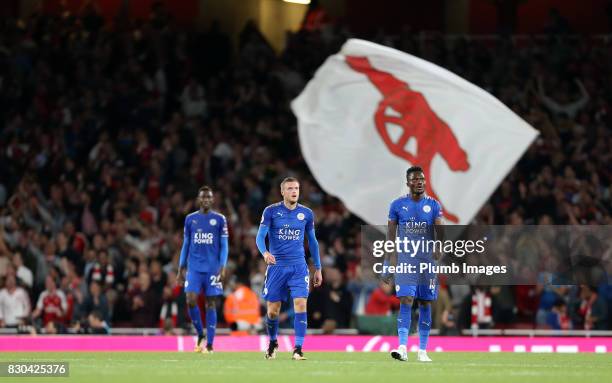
[[219, 267, 226, 281], [176, 267, 186, 287], [313, 269, 323, 287], [263, 251, 276, 265]]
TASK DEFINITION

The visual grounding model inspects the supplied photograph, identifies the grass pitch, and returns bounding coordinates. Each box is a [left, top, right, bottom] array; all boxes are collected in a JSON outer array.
[[2, 351, 611, 383]]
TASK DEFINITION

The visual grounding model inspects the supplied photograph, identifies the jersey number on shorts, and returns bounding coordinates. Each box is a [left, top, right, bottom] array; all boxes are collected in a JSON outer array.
[[210, 275, 222, 289], [429, 278, 436, 292]]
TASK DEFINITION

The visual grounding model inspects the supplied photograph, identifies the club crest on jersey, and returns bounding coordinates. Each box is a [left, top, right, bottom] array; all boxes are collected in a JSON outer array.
[[423, 205, 431, 213], [209, 218, 217, 226], [297, 213, 305, 221]]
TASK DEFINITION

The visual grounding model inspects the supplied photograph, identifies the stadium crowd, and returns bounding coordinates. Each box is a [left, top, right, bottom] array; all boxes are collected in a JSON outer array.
[[0, 3, 610, 334]]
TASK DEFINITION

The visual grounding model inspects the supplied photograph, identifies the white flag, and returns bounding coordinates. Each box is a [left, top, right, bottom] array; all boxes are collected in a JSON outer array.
[[291, 39, 538, 224]]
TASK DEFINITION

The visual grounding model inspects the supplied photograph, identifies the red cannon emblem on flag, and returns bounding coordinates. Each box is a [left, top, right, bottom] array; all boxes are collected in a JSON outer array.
[[346, 56, 470, 223]]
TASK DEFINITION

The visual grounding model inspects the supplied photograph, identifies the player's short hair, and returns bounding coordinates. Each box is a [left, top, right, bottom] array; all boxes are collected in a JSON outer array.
[[406, 166, 424, 179], [198, 185, 213, 195], [280, 177, 299, 189]]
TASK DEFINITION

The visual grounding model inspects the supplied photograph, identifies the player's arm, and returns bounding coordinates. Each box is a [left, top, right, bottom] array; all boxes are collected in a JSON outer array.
[[384, 219, 397, 283], [384, 201, 398, 284], [306, 211, 322, 287], [219, 216, 229, 280], [434, 202, 445, 261], [177, 216, 191, 286], [256, 207, 275, 264]]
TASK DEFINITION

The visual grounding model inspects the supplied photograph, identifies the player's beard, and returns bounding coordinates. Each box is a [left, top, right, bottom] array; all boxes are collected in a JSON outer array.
[[411, 187, 424, 196], [286, 196, 298, 205]]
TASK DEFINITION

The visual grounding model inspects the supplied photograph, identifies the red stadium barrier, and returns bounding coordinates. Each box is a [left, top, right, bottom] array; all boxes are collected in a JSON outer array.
[[1, 336, 611, 353]]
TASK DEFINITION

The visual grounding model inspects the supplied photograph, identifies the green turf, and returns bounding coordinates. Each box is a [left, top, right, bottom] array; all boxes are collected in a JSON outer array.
[[1, 352, 611, 383]]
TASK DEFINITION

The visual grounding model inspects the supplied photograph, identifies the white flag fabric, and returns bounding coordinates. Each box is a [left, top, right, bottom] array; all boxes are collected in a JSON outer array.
[[291, 39, 538, 224]]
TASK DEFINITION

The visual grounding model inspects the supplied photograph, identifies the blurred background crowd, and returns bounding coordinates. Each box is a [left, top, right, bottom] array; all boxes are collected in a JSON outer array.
[[0, 0, 610, 335]]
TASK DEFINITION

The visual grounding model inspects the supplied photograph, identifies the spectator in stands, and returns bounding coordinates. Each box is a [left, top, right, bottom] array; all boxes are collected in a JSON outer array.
[[129, 272, 160, 327], [490, 285, 516, 327], [432, 280, 453, 330], [87, 251, 115, 289], [32, 275, 68, 327], [0, 274, 31, 327], [535, 273, 569, 327], [470, 286, 493, 330], [579, 285, 608, 330], [60, 259, 85, 325], [546, 300, 571, 330], [33, 239, 62, 289], [308, 267, 353, 332], [365, 281, 399, 315], [80, 281, 110, 323], [159, 272, 184, 330], [12, 252, 33, 289], [85, 310, 111, 335], [537, 77, 589, 119], [439, 305, 460, 336], [149, 259, 166, 295]]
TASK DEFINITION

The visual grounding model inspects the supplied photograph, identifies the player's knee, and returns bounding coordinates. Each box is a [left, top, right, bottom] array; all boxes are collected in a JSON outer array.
[[186, 293, 197, 307], [419, 300, 432, 307], [293, 298, 307, 313], [400, 296, 414, 306], [206, 297, 217, 310], [267, 303, 281, 319], [267, 309, 280, 320]]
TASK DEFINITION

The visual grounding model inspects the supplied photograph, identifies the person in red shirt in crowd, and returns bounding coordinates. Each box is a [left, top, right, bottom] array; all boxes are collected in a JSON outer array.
[[32, 275, 68, 326], [365, 281, 400, 315]]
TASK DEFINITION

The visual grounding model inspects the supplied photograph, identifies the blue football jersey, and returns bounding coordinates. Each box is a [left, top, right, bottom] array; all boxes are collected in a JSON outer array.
[[183, 210, 228, 272], [388, 195, 442, 259], [260, 202, 314, 266]]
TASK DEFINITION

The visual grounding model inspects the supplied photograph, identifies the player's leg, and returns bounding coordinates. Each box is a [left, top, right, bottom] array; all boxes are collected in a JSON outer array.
[[390, 285, 415, 361], [416, 300, 433, 362], [415, 278, 438, 362], [291, 297, 308, 360], [203, 272, 224, 353], [184, 270, 205, 352], [203, 297, 218, 353], [287, 264, 310, 360], [262, 265, 289, 359], [265, 301, 281, 359]]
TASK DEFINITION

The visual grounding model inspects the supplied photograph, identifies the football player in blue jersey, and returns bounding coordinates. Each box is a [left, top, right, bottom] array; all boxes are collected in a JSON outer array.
[[387, 166, 443, 362], [177, 186, 229, 353], [256, 177, 322, 360]]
